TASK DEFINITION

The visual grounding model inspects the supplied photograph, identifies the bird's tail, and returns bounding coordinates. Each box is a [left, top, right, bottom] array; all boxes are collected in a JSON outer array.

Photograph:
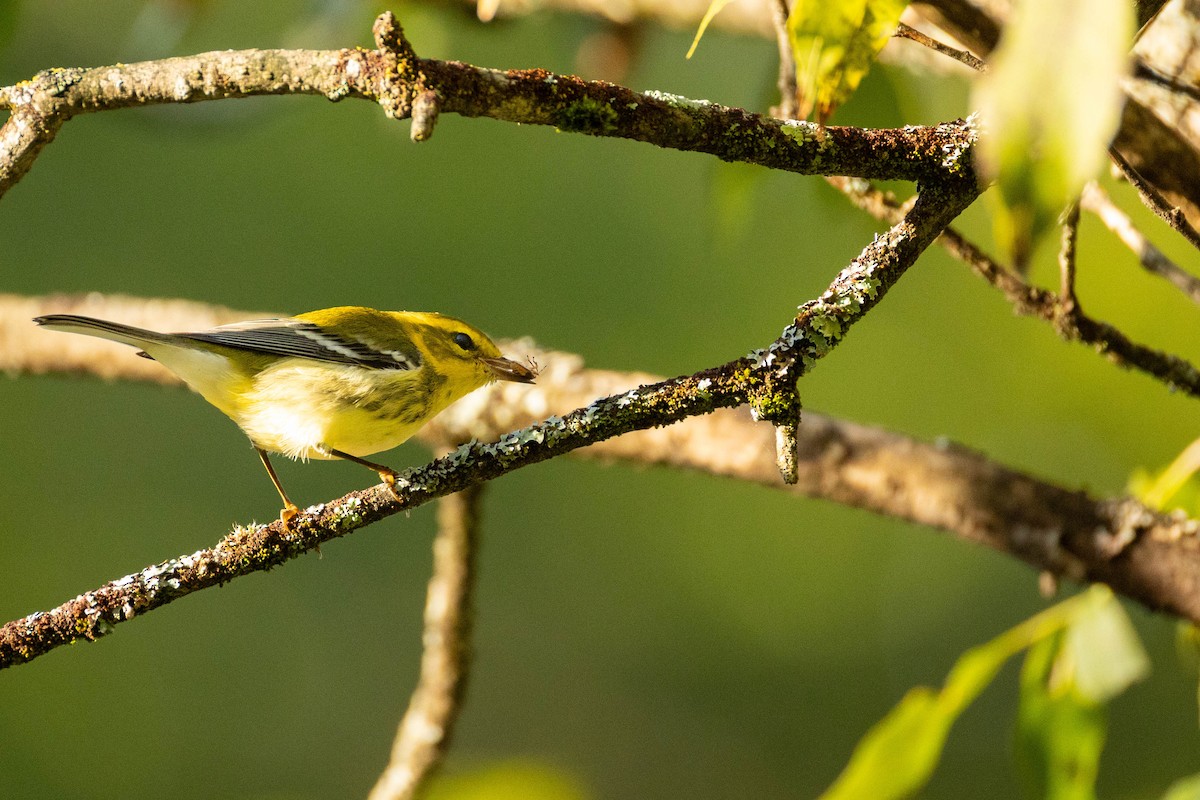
[[33, 314, 177, 351]]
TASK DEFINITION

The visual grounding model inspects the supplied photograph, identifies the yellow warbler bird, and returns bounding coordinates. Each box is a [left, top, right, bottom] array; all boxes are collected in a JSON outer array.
[[34, 306, 536, 524]]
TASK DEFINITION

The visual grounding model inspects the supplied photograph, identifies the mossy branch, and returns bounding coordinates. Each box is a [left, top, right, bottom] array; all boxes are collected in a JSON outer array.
[[0, 178, 977, 669], [0, 12, 976, 203]]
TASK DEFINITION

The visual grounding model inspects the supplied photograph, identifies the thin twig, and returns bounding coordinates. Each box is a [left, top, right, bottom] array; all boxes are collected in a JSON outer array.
[[1081, 182, 1200, 305], [1057, 201, 1081, 317], [1108, 145, 1200, 253], [1132, 62, 1200, 104], [826, 177, 1200, 395], [894, 22, 986, 72], [1134, 0, 1172, 37], [369, 485, 483, 800], [769, 0, 798, 119]]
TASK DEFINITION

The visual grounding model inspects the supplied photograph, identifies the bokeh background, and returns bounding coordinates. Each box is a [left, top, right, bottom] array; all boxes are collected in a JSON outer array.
[[3, 2, 1200, 798]]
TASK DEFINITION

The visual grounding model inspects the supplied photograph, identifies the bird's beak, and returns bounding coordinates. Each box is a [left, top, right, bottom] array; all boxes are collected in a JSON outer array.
[[481, 355, 537, 384]]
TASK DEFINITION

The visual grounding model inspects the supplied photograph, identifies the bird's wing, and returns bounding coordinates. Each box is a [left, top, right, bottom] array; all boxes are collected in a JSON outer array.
[[179, 318, 421, 370]]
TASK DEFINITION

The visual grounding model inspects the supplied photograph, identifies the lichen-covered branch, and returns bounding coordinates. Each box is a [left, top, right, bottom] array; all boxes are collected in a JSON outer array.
[[424, 362, 1200, 626], [7, 279, 1200, 667], [369, 485, 482, 800], [0, 12, 976, 203], [0, 179, 977, 669], [431, 0, 1200, 239]]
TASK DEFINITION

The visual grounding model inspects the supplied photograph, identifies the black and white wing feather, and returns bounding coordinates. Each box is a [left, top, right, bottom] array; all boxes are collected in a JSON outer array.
[[180, 319, 421, 371]]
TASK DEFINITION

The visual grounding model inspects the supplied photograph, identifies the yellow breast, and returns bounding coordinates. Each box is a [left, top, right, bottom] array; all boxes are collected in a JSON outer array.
[[232, 361, 448, 460]]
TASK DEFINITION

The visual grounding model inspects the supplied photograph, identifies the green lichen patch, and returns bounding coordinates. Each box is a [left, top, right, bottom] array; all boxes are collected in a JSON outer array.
[[779, 119, 821, 146], [41, 67, 86, 97], [554, 95, 618, 135]]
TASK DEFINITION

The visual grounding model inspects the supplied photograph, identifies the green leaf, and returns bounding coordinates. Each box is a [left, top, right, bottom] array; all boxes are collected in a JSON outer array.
[[1015, 632, 1107, 800], [1015, 588, 1147, 800], [787, 0, 910, 122], [1065, 587, 1149, 703], [821, 587, 1139, 800], [686, 0, 737, 60], [818, 687, 948, 800], [820, 593, 1077, 800], [1129, 436, 1200, 514], [973, 0, 1134, 267]]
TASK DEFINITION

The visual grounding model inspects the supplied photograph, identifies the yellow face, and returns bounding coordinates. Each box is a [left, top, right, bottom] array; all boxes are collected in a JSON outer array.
[[394, 312, 536, 393]]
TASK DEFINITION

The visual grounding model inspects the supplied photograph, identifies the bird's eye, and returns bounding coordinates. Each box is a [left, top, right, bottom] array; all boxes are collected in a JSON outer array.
[[453, 332, 476, 351]]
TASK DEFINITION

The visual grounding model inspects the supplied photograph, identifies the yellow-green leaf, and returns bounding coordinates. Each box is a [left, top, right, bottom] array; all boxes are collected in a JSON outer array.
[[787, 0, 909, 122], [821, 587, 1137, 800], [1129, 436, 1200, 513], [686, 0, 737, 60], [1015, 632, 1107, 800], [1174, 622, 1200, 726], [1064, 587, 1149, 703], [821, 590, 1083, 800], [818, 687, 949, 800], [974, 0, 1134, 267]]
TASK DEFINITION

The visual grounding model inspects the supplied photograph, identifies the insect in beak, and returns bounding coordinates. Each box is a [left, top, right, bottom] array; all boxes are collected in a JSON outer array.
[[481, 355, 538, 384]]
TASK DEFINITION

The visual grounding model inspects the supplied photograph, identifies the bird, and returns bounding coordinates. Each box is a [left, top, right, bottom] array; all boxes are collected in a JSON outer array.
[[34, 306, 537, 525]]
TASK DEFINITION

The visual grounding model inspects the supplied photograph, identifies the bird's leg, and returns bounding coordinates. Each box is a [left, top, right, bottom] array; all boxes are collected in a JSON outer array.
[[256, 447, 301, 526], [324, 447, 402, 497]]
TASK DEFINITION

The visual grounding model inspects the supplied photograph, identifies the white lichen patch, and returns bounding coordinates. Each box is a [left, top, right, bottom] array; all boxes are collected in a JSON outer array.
[[616, 390, 640, 408], [780, 119, 823, 146], [104, 69, 126, 94], [641, 89, 711, 110], [936, 116, 978, 171]]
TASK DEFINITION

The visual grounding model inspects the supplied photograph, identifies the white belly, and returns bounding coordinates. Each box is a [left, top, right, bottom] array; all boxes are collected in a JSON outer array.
[[233, 362, 429, 460]]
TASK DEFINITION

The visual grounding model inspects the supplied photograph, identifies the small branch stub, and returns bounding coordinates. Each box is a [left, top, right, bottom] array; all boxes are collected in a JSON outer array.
[[750, 379, 802, 485], [776, 422, 800, 484], [373, 11, 416, 61], [411, 91, 440, 142], [372, 11, 421, 121]]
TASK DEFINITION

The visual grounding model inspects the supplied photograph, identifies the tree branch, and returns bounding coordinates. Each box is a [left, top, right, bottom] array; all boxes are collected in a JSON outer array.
[[369, 485, 482, 800], [0, 175, 979, 668], [1107, 144, 1200, 252], [894, 21, 987, 72], [768, 0, 798, 120], [0, 12, 976, 204], [8, 250, 1200, 668], [1057, 200, 1080, 315], [420, 0, 1200, 240], [423, 359, 1200, 626], [827, 177, 1200, 397]]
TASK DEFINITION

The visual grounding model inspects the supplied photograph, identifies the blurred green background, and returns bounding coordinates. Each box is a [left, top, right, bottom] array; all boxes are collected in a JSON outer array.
[[3, 1, 1200, 798]]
